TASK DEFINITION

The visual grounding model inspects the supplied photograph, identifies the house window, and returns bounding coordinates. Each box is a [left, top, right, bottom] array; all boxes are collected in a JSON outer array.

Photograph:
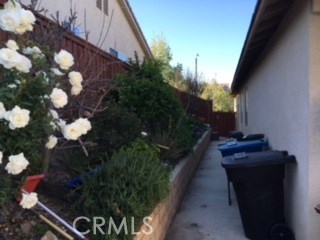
[[62, 21, 71, 31], [61, 21, 82, 36], [244, 89, 248, 126], [103, 0, 109, 15], [110, 48, 118, 58], [97, 0, 108, 15], [96, 0, 102, 10], [240, 96, 243, 123]]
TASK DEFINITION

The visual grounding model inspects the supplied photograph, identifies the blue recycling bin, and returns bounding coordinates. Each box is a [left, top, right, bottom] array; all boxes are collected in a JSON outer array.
[[218, 139, 269, 157], [218, 139, 269, 205]]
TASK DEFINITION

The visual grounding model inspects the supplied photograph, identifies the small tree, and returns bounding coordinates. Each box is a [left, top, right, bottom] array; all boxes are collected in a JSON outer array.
[[201, 80, 234, 112], [184, 70, 206, 97], [150, 34, 174, 82]]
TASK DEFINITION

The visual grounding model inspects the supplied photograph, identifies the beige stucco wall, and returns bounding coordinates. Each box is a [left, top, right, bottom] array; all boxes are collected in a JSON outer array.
[[20, 0, 147, 60], [236, 0, 320, 239]]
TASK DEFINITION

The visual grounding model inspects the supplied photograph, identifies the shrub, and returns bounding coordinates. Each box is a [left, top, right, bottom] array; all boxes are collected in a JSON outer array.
[[89, 101, 142, 155], [150, 116, 194, 164], [75, 139, 170, 240], [64, 101, 142, 176], [151, 131, 188, 163], [116, 57, 184, 133]]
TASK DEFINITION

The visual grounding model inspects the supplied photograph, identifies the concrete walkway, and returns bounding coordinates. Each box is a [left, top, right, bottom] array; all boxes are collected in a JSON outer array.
[[166, 141, 249, 240]]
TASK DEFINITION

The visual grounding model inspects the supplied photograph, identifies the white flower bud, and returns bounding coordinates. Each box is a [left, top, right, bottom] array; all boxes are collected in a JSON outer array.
[[45, 135, 58, 149]]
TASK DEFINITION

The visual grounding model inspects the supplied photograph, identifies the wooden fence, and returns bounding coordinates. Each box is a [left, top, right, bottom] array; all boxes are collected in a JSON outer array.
[[61, 32, 131, 81], [171, 89, 237, 137], [0, 0, 131, 82], [212, 112, 236, 137], [172, 88, 213, 125]]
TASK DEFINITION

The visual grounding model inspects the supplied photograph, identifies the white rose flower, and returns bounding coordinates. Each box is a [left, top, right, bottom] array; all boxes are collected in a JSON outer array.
[[54, 50, 74, 70], [71, 85, 83, 95], [14, 10, 35, 34], [50, 88, 68, 109], [5, 152, 29, 175], [68, 71, 83, 86], [6, 39, 19, 51], [0, 151, 3, 164], [62, 121, 83, 140], [45, 135, 58, 149], [6, 106, 30, 130], [0, 9, 20, 33], [50, 68, 65, 76], [20, 192, 38, 209], [62, 118, 91, 140], [0, 102, 6, 119], [23, 46, 44, 59], [0, 48, 32, 72], [14, 54, 32, 73], [0, 48, 20, 69], [0, 2, 35, 35], [75, 118, 92, 135]]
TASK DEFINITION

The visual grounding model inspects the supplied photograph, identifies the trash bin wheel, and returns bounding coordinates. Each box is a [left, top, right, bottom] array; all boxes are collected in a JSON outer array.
[[269, 223, 295, 240]]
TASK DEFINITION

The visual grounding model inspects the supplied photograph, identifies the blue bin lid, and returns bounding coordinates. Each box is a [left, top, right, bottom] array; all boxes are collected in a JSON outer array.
[[221, 150, 295, 168], [218, 139, 268, 151]]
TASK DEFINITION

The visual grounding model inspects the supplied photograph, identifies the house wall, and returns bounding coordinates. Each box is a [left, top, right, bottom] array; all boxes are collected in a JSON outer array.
[[20, 0, 147, 60], [308, 4, 320, 240], [236, 0, 320, 239]]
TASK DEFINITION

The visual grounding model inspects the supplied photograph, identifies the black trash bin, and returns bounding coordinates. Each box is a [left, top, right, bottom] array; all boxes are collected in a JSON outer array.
[[229, 131, 244, 140], [221, 150, 295, 240]]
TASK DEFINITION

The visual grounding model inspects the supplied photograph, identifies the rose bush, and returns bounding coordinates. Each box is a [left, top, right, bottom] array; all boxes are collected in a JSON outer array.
[[0, 0, 92, 209]]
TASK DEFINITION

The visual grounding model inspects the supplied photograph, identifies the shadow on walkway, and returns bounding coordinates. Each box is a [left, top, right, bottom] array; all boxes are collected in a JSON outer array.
[[166, 141, 249, 240]]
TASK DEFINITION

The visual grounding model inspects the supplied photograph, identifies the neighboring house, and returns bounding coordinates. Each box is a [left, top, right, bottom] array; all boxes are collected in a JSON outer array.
[[19, 0, 152, 61], [232, 0, 320, 239]]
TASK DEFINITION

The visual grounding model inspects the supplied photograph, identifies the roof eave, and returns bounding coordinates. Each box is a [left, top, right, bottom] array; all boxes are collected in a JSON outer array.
[[231, 0, 294, 95], [119, 0, 153, 59]]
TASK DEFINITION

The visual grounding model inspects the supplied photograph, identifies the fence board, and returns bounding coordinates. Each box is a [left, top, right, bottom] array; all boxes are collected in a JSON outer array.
[[0, 0, 130, 82], [212, 112, 236, 137], [172, 88, 213, 125]]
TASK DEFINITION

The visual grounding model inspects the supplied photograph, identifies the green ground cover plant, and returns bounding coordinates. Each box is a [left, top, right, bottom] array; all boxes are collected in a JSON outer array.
[[74, 139, 170, 240]]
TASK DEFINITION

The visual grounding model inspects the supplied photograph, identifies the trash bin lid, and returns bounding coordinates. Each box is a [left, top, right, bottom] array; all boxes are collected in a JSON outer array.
[[218, 139, 268, 151], [238, 133, 265, 142], [221, 150, 295, 168]]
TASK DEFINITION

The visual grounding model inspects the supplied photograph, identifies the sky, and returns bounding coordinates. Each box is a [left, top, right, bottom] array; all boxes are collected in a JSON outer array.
[[129, 0, 257, 85]]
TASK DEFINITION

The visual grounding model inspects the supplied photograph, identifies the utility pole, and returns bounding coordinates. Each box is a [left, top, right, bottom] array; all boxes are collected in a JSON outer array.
[[195, 53, 199, 81]]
